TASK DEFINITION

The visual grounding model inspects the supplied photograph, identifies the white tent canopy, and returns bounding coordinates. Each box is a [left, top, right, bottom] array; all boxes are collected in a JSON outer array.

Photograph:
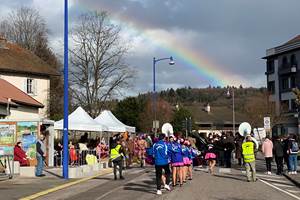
[[54, 107, 108, 132], [95, 110, 136, 133]]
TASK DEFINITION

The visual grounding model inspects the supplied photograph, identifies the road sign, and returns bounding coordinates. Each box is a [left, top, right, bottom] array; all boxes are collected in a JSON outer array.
[[264, 117, 271, 130]]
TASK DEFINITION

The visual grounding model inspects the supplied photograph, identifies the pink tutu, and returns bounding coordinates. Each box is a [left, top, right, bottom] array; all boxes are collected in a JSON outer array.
[[183, 157, 191, 165], [172, 162, 184, 167], [205, 153, 216, 160]]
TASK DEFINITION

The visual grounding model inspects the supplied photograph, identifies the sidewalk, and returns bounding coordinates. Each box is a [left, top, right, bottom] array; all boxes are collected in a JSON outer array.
[[283, 172, 300, 187], [0, 168, 112, 200]]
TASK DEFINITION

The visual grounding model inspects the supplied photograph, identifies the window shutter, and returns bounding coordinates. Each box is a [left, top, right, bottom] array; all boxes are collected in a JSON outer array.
[[24, 79, 28, 93], [33, 79, 37, 95]]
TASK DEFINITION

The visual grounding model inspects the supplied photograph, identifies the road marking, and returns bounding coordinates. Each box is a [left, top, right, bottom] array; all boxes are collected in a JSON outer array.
[[259, 179, 300, 200], [256, 174, 282, 179], [260, 178, 290, 183], [272, 183, 295, 188], [19, 168, 113, 200]]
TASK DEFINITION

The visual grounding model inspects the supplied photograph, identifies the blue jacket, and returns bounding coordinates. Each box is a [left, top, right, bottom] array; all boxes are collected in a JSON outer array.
[[182, 146, 190, 158], [170, 142, 183, 163], [153, 140, 169, 166]]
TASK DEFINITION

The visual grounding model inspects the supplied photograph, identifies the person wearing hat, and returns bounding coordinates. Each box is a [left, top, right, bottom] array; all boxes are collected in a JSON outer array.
[[242, 136, 257, 182], [205, 144, 217, 174]]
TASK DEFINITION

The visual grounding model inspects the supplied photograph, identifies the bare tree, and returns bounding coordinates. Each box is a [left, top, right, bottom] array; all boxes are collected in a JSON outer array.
[[0, 7, 47, 53], [70, 11, 134, 117]]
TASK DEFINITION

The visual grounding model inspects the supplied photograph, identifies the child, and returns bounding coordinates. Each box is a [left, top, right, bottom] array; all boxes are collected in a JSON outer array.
[[170, 136, 184, 187], [205, 144, 217, 174], [182, 140, 191, 182]]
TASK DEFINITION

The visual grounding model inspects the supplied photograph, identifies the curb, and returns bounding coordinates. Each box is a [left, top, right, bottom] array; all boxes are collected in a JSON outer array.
[[19, 168, 113, 200], [283, 174, 300, 188]]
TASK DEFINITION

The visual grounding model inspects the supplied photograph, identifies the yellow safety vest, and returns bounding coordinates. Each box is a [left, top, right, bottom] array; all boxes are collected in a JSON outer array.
[[242, 142, 255, 163], [110, 144, 122, 160]]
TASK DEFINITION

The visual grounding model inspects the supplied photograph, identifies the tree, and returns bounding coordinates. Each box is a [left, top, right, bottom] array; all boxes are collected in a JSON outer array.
[[0, 7, 63, 119], [171, 107, 192, 133], [70, 11, 134, 117], [113, 97, 145, 131], [0, 7, 47, 53], [138, 97, 173, 132]]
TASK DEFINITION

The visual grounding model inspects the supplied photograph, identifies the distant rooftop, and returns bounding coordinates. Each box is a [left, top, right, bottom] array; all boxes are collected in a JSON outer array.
[[263, 35, 300, 59]]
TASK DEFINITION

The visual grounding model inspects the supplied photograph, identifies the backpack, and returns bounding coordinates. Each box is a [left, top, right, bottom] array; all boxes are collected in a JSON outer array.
[[291, 141, 299, 153]]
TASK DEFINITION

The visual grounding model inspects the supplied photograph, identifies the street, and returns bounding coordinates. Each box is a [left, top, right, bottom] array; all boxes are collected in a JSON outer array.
[[32, 163, 300, 200]]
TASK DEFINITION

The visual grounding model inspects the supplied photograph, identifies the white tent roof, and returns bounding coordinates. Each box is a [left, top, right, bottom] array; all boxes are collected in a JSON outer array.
[[54, 107, 108, 132], [95, 110, 136, 133]]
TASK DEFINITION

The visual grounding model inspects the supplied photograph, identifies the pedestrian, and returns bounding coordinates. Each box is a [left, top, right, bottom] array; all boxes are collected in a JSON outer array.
[[273, 136, 284, 175], [137, 135, 147, 168], [283, 135, 290, 172], [262, 135, 273, 175], [205, 144, 217, 174], [14, 141, 29, 166], [242, 136, 256, 182], [287, 134, 299, 175], [169, 136, 184, 187], [153, 134, 171, 195], [182, 140, 191, 183], [224, 132, 235, 168], [110, 139, 125, 180], [36, 134, 46, 177], [234, 134, 244, 166]]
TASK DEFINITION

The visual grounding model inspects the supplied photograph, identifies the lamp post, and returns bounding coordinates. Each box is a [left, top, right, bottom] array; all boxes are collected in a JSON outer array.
[[153, 56, 175, 136], [227, 87, 235, 134], [63, 0, 69, 179]]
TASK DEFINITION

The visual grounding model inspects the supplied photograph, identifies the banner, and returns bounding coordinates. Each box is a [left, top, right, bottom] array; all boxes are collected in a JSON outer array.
[[17, 122, 38, 159], [0, 124, 16, 145]]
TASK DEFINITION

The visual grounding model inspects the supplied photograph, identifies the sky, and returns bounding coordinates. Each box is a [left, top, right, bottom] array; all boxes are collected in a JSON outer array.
[[1, 0, 300, 96]]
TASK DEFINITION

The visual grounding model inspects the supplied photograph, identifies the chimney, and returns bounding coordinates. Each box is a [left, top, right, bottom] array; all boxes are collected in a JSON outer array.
[[0, 37, 8, 49]]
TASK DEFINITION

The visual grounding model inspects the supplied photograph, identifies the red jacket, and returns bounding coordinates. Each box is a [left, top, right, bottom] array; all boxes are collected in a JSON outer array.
[[14, 145, 28, 166]]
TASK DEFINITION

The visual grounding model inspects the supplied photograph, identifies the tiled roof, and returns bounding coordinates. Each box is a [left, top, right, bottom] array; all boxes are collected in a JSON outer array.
[[0, 39, 59, 77], [0, 78, 44, 108], [283, 35, 300, 45]]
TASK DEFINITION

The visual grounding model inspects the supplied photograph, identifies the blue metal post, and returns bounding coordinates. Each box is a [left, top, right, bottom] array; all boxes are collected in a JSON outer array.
[[153, 57, 156, 136], [63, 0, 69, 179]]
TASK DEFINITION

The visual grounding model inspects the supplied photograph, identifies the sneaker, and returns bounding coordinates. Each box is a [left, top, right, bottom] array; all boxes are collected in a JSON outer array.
[[164, 184, 171, 191], [288, 171, 292, 175], [268, 171, 272, 175], [157, 190, 162, 195], [295, 171, 298, 175]]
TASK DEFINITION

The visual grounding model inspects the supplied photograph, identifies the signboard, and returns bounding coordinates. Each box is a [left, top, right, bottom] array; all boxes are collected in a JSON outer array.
[[264, 117, 271, 130], [0, 124, 16, 145], [0, 146, 14, 156], [17, 122, 38, 159], [153, 120, 159, 129]]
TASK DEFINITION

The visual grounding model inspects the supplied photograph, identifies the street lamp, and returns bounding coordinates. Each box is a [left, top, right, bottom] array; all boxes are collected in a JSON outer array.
[[63, 0, 69, 179], [227, 87, 235, 134], [153, 56, 175, 136]]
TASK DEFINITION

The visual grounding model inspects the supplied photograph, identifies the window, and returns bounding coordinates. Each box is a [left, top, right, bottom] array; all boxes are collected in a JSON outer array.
[[26, 78, 34, 94], [282, 56, 288, 68], [291, 54, 297, 66], [291, 99, 298, 112], [280, 100, 289, 113], [267, 81, 275, 94], [281, 77, 289, 90], [267, 60, 274, 73], [290, 76, 296, 88]]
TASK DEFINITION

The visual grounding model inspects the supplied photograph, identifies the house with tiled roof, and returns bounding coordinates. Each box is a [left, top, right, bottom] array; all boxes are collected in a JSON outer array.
[[0, 37, 59, 120]]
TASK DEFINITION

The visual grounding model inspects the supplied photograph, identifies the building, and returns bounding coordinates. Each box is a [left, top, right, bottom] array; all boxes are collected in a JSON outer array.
[[0, 78, 44, 120], [0, 37, 59, 120], [263, 35, 300, 135]]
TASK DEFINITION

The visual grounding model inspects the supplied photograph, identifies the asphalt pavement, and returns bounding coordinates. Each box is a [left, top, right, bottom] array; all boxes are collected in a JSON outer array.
[[33, 164, 299, 200]]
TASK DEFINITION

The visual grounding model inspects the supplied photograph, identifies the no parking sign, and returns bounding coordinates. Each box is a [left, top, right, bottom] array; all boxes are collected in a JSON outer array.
[[264, 117, 271, 130]]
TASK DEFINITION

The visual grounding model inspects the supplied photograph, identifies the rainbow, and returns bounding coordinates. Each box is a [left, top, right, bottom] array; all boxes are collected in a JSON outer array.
[[74, 2, 246, 87]]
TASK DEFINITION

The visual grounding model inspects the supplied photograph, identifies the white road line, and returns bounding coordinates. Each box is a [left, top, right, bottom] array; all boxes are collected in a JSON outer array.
[[259, 179, 300, 200], [256, 174, 282, 179], [261, 178, 290, 183], [273, 183, 295, 188], [287, 190, 300, 194]]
